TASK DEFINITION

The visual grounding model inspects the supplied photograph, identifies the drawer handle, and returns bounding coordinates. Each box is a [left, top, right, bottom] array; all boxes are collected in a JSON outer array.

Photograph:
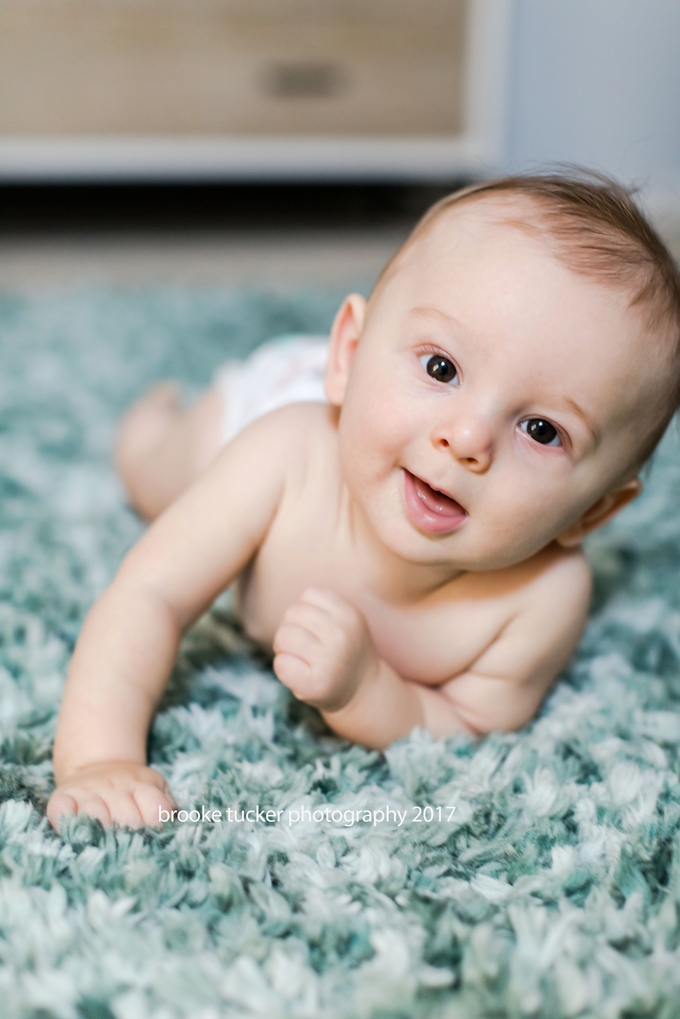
[[263, 62, 345, 99]]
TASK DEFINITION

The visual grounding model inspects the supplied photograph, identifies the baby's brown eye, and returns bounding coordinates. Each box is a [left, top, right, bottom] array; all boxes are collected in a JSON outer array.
[[521, 418, 560, 446], [422, 354, 458, 385]]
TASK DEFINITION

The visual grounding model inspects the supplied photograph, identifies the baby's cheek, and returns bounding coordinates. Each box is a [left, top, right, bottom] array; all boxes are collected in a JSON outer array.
[[363, 392, 413, 452], [479, 485, 574, 565], [345, 420, 403, 485], [338, 378, 420, 495]]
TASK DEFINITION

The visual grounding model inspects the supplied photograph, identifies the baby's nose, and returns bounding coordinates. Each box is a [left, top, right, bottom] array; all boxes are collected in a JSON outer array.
[[432, 413, 493, 473]]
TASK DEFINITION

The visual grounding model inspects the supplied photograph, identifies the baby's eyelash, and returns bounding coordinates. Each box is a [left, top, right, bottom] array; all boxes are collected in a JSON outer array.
[[417, 347, 460, 386], [417, 344, 451, 359], [518, 418, 563, 448]]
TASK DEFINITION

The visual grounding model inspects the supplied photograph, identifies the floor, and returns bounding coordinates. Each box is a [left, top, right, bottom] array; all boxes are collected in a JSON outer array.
[[0, 185, 677, 295], [0, 228, 407, 293], [0, 183, 440, 294]]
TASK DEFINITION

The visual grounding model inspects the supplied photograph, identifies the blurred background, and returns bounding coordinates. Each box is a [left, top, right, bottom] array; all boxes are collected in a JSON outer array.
[[0, 0, 678, 292]]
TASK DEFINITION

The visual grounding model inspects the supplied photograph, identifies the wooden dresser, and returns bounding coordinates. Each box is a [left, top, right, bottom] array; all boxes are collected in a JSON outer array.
[[0, 0, 511, 180]]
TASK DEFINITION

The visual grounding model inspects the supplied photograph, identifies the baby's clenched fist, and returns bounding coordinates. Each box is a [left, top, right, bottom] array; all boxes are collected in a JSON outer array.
[[273, 587, 379, 711]]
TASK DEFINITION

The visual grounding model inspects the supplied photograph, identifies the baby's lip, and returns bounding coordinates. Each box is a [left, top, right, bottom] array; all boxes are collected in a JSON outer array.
[[403, 470, 468, 535]]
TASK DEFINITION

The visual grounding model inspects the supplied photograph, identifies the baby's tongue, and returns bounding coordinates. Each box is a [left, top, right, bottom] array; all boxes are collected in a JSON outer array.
[[413, 476, 463, 516]]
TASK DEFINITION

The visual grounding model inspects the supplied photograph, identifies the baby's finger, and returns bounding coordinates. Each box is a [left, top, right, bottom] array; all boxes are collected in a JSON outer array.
[[133, 783, 176, 828], [299, 587, 363, 629], [273, 621, 319, 660], [101, 791, 145, 830], [71, 792, 112, 828], [282, 601, 331, 632], [142, 767, 173, 795], [46, 791, 77, 833], [299, 587, 349, 613], [273, 651, 313, 692]]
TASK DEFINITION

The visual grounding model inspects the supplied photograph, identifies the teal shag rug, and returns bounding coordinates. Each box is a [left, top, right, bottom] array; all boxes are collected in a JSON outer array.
[[2, 287, 680, 1019]]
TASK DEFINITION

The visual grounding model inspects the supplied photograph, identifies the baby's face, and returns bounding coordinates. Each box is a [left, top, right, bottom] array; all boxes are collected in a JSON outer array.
[[330, 199, 663, 572]]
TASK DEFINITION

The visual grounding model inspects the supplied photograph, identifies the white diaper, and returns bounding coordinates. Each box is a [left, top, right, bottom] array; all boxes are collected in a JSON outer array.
[[212, 334, 330, 444]]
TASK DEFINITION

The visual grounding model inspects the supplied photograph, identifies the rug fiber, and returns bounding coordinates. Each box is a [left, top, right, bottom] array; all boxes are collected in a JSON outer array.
[[1, 288, 680, 1019]]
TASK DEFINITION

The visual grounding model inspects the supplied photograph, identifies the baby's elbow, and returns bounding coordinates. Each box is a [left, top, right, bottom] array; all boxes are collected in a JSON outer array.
[[439, 669, 553, 737]]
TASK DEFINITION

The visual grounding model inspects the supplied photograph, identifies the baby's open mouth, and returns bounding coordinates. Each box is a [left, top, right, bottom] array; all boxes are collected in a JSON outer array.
[[403, 470, 468, 535]]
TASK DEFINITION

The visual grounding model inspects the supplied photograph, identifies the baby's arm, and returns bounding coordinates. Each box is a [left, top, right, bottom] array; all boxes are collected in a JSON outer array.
[[48, 410, 294, 831], [273, 551, 591, 746]]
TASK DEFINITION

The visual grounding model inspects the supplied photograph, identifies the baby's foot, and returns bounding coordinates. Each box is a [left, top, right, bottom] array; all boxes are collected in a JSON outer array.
[[115, 382, 224, 520], [115, 381, 182, 518]]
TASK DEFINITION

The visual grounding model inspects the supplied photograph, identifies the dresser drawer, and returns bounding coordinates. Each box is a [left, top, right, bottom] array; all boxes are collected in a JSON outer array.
[[0, 0, 467, 137]]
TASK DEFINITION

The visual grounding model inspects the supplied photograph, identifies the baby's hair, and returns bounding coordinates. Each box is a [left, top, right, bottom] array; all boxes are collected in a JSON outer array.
[[374, 169, 680, 469]]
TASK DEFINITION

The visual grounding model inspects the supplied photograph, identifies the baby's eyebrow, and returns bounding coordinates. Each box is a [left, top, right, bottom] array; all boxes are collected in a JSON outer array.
[[408, 306, 469, 341], [564, 397, 599, 445], [409, 305, 457, 325]]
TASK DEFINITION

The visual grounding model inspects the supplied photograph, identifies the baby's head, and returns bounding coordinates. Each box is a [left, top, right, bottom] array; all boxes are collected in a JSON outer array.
[[324, 172, 680, 571]]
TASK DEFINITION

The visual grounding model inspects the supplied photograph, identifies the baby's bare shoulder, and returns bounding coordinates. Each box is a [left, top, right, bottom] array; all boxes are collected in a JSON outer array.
[[243, 401, 335, 450], [495, 545, 591, 652], [438, 547, 591, 733], [453, 543, 591, 623], [498, 544, 592, 669], [522, 544, 592, 614], [241, 401, 339, 481]]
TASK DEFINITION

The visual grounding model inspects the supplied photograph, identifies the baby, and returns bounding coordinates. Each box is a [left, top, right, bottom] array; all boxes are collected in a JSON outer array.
[[47, 173, 680, 831]]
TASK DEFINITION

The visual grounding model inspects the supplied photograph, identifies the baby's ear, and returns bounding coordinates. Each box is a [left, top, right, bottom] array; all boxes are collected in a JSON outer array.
[[556, 477, 642, 548], [325, 294, 367, 406]]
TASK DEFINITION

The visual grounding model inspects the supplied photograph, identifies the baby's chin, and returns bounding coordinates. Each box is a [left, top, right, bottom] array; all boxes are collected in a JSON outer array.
[[364, 508, 470, 568], [375, 513, 560, 573]]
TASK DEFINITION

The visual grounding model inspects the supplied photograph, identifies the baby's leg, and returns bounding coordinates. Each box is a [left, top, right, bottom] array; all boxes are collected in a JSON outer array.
[[115, 382, 223, 520]]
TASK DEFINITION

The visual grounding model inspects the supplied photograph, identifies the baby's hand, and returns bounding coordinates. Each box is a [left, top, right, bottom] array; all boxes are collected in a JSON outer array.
[[47, 761, 176, 833], [273, 587, 379, 712]]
